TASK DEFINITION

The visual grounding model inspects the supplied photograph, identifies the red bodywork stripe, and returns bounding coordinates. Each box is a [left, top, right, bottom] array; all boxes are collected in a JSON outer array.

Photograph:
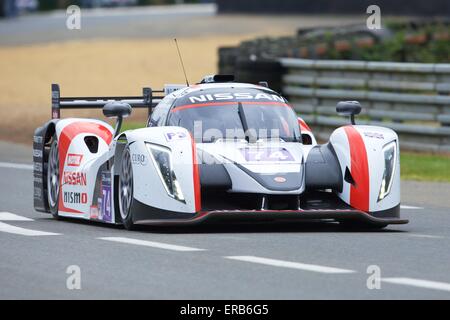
[[344, 126, 370, 212], [58, 122, 113, 213], [190, 135, 201, 212], [172, 101, 291, 112], [298, 117, 311, 132]]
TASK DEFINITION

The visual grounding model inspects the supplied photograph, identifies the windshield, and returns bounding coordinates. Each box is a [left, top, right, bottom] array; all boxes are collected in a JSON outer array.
[[167, 102, 301, 143]]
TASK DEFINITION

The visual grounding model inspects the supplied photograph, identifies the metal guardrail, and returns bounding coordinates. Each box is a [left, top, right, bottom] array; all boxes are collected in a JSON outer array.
[[280, 58, 450, 153]]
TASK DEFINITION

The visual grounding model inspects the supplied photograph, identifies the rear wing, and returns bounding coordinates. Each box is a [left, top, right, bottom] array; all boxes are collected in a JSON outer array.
[[51, 84, 165, 119]]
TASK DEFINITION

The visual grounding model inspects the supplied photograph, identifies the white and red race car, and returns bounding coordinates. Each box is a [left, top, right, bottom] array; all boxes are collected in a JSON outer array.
[[33, 75, 408, 230]]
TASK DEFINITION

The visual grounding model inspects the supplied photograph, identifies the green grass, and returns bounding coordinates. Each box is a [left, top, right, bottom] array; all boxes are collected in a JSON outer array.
[[120, 121, 146, 133], [401, 152, 450, 182], [120, 121, 450, 182]]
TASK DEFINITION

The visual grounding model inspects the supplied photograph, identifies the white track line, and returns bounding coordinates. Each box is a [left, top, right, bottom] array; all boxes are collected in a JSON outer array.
[[382, 277, 450, 293], [408, 234, 445, 239], [0, 221, 60, 236], [401, 205, 424, 210], [98, 237, 205, 252], [225, 256, 355, 274], [0, 212, 33, 221], [0, 162, 33, 170]]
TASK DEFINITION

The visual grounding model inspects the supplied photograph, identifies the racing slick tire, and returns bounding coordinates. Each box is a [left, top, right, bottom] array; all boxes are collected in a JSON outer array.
[[47, 137, 60, 219], [118, 145, 136, 230]]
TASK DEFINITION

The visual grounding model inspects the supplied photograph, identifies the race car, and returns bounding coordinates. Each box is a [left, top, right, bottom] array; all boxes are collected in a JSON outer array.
[[33, 74, 408, 230]]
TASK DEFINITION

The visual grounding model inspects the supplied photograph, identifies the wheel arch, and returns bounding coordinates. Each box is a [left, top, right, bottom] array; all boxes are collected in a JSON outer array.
[[113, 132, 132, 224], [113, 132, 129, 176]]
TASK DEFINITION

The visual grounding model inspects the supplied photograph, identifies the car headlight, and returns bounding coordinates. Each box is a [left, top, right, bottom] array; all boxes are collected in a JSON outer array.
[[146, 143, 185, 203], [378, 141, 397, 201]]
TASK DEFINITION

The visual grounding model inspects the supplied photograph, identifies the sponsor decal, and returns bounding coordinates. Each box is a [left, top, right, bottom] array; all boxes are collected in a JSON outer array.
[[33, 149, 43, 158], [63, 192, 87, 204], [33, 136, 43, 144], [164, 84, 186, 95], [132, 154, 147, 166], [364, 132, 384, 139], [34, 162, 43, 172], [63, 171, 87, 186], [67, 153, 83, 167], [188, 93, 286, 104], [274, 176, 287, 183], [165, 131, 188, 142], [90, 206, 99, 220], [100, 172, 112, 222], [240, 148, 294, 162]]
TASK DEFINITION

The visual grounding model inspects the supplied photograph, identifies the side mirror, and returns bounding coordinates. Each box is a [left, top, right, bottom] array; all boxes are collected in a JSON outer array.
[[103, 102, 132, 137], [103, 101, 132, 118], [336, 101, 361, 125]]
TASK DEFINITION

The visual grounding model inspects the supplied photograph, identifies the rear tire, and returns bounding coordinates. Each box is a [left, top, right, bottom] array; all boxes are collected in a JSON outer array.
[[47, 137, 60, 219], [119, 146, 136, 230]]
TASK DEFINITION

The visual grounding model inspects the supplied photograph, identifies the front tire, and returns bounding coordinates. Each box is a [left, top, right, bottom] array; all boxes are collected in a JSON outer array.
[[119, 146, 136, 230], [47, 137, 60, 218]]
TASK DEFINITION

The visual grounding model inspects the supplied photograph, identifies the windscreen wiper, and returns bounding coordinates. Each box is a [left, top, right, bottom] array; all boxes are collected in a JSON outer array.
[[237, 102, 256, 143]]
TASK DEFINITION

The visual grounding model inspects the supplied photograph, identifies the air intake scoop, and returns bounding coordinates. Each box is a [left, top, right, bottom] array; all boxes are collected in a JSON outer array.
[[200, 74, 235, 84]]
